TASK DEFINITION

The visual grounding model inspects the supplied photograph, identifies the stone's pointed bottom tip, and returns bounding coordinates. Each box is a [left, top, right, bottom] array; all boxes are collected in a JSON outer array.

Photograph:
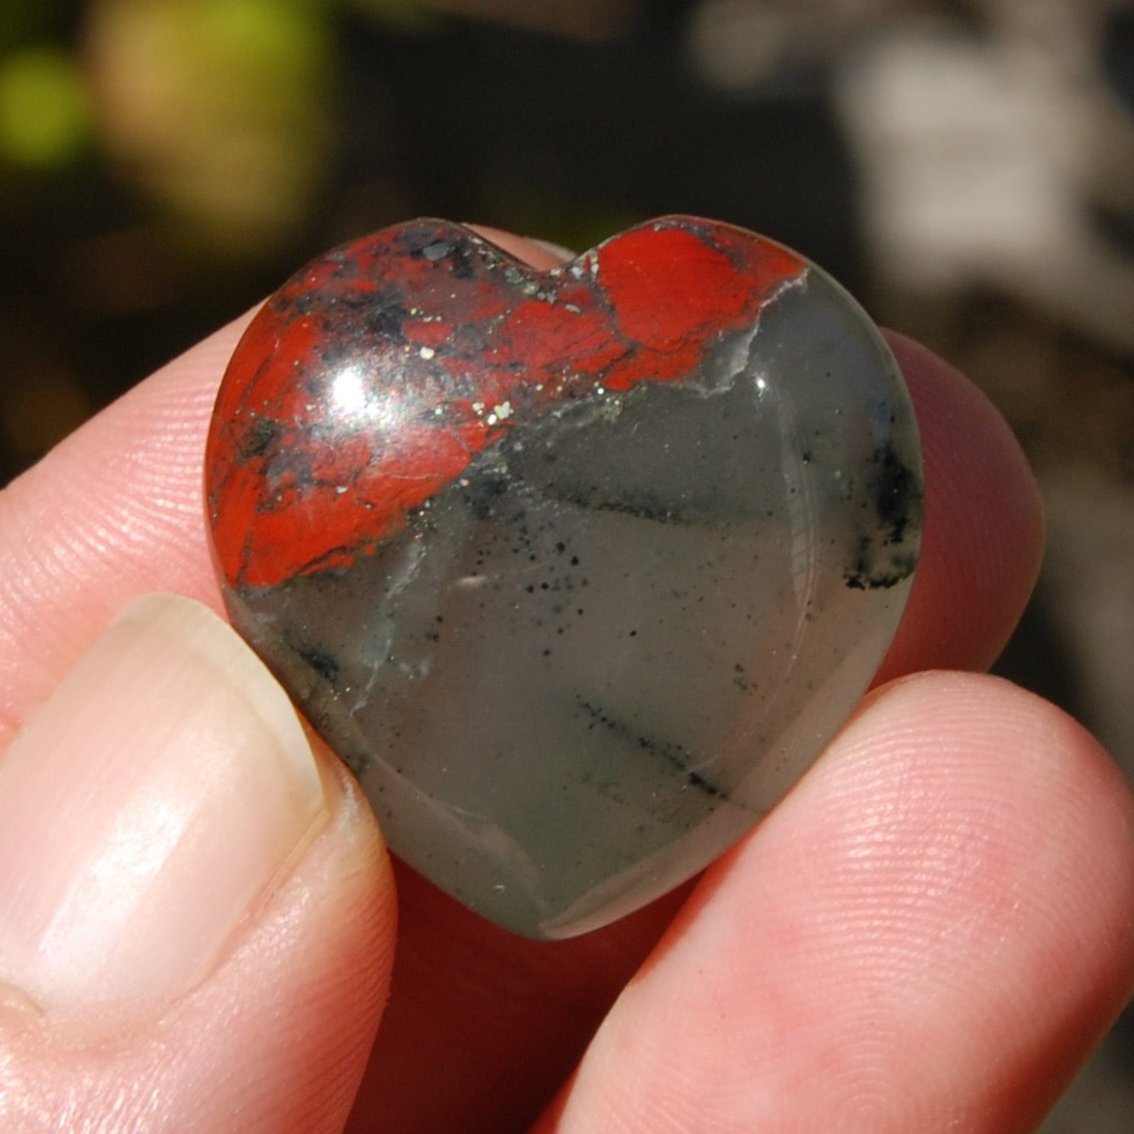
[[206, 215, 923, 938]]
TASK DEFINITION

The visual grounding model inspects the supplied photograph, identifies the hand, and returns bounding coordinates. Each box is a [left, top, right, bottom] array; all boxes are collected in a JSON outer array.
[[0, 232, 1131, 1134]]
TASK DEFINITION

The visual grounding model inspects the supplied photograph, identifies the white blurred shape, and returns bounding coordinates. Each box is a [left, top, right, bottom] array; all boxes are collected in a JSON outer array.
[[835, 17, 1134, 354], [688, 0, 896, 92]]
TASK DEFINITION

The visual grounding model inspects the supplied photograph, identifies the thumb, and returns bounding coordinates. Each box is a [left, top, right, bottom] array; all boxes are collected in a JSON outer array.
[[0, 594, 396, 1133]]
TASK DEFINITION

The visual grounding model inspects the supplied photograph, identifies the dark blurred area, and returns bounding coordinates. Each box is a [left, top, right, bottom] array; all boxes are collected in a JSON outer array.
[[1, 0, 1132, 1127]]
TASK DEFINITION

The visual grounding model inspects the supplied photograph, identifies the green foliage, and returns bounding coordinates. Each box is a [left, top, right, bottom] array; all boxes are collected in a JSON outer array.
[[0, 46, 92, 169]]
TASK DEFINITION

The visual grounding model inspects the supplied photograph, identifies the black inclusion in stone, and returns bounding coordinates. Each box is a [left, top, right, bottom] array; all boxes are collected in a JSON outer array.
[[869, 443, 920, 547], [845, 529, 917, 590], [241, 415, 278, 460], [447, 241, 477, 279], [417, 237, 476, 279], [363, 297, 415, 340], [844, 442, 921, 591], [575, 697, 727, 802], [462, 469, 512, 520], [543, 481, 690, 526], [295, 642, 341, 685]]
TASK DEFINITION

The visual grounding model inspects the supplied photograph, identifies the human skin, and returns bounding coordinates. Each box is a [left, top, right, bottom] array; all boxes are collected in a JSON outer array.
[[0, 231, 1130, 1134]]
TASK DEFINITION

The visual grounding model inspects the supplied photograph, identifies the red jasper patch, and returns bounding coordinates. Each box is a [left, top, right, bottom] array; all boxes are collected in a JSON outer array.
[[205, 216, 806, 590]]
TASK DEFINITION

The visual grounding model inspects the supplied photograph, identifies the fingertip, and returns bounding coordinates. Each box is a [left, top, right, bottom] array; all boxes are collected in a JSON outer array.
[[0, 595, 397, 1133], [543, 671, 1134, 1134], [825, 672, 1134, 1096]]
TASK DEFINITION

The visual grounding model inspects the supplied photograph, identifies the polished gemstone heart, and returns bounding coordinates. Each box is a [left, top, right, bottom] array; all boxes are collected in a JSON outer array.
[[205, 216, 922, 938]]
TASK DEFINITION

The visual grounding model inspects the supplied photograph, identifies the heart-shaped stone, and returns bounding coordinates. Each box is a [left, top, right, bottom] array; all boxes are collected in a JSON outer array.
[[205, 216, 922, 938]]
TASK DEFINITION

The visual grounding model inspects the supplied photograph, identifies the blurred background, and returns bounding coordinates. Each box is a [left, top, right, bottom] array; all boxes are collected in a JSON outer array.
[[0, 0, 1131, 1127]]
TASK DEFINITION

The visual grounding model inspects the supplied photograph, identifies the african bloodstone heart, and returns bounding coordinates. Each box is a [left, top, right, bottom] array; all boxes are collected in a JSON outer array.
[[205, 216, 922, 938]]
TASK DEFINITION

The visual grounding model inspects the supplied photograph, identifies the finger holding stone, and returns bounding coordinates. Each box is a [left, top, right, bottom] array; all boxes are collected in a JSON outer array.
[[533, 673, 1134, 1134], [0, 595, 395, 1133]]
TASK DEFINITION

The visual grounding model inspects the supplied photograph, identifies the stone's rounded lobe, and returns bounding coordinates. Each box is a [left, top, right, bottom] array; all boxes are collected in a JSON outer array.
[[205, 215, 923, 939]]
